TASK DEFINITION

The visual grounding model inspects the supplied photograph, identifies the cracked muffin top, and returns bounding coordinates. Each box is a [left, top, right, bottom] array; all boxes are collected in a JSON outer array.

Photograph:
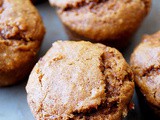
[[49, 0, 151, 41], [26, 41, 134, 120], [0, 0, 45, 41], [130, 31, 160, 108]]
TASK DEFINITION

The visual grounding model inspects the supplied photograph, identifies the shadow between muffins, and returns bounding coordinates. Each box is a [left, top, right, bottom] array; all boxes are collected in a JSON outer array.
[[136, 86, 159, 120], [64, 25, 133, 52], [31, 0, 46, 5]]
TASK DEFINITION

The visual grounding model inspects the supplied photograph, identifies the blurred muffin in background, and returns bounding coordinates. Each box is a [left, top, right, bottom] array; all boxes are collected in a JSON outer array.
[[49, 0, 151, 50]]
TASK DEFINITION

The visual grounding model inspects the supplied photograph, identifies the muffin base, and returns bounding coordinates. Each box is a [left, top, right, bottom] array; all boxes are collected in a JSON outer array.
[[0, 55, 38, 87]]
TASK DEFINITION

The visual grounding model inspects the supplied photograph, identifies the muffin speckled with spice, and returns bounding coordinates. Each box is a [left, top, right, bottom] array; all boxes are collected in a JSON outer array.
[[26, 41, 134, 120], [0, 0, 45, 86], [130, 31, 160, 117], [49, 0, 151, 49]]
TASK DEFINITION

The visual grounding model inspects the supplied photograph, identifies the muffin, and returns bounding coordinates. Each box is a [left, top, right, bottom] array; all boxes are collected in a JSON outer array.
[[0, 0, 45, 86], [130, 31, 160, 117], [26, 41, 134, 120], [49, 0, 151, 49]]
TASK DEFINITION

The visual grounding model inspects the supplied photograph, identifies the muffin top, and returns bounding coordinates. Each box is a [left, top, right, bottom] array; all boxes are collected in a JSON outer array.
[[26, 41, 134, 120], [50, 0, 151, 41], [0, 0, 45, 41], [130, 31, 160, 107]]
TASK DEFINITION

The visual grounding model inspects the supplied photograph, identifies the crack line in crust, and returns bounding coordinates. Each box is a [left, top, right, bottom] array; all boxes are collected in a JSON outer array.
[[0, 21, 37, 41], [72, 50, 133, 119], [142, 65, 160, 77], [62, 0, 109, 11], [71, 51, 119, 119]]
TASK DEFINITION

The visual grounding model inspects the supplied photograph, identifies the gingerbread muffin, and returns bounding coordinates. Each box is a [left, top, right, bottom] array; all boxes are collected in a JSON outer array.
[[49, 0, 151, 49], [0, 0, 45, 86], [26, 41, 134, 120], [130, 31, 160, 117]]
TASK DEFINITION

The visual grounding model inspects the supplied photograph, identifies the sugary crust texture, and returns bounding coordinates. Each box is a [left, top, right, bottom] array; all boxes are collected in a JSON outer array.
[[130, 31, 160, 114], [0, 0, 45, 86], [49, 0, 151, 42], [26, 41, 134, 120]]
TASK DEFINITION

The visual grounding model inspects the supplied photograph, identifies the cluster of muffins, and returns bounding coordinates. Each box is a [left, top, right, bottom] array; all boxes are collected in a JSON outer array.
[[1, 0, 160, 120]]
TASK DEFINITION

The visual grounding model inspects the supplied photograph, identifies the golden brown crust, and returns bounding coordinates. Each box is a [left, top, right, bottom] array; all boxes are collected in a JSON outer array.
[[49, 0, 151, 48], [50, 0, 150, 13], [130, 31, 160, 116], [0, 0, 45, 86], [0, 0, 45, 41], [26, 41, 134, 120]]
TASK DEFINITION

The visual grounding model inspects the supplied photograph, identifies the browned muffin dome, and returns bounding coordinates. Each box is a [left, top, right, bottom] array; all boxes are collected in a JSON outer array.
[[130, 31, 160, 116], [49, 0, 151, 49], [26, 41, 134, 120], [0, 0, 45, 86]]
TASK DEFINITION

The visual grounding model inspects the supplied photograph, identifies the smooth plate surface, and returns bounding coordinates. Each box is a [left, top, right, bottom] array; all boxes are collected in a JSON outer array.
[[0, 1, 160, 120]]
